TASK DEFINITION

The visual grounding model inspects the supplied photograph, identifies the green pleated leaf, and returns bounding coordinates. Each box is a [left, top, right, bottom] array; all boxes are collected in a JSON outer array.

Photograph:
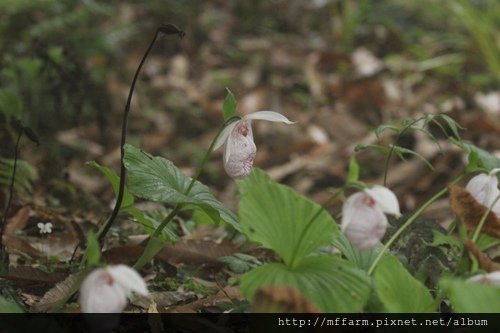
[[332, 232, 384, 271], [374, 254, 435, 312], [237, 168, 338, 266], [123, 144, 240, 231], [239, 255, 372, 313], [87, 161, 134, 209], [440, 277, 500, 313]]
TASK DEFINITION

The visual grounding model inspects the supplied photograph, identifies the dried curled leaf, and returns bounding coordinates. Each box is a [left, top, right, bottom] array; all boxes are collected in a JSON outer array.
[[463, 239, 500, 273], [7, 266, 67, 286], [448, 184, 500, 238], [252, 285, 320, 313], [34, 270, 87, 312]]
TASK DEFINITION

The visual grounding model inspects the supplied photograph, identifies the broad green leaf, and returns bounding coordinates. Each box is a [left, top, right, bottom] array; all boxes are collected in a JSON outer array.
[[222, 88, 237, 122], [83, 231, 101, 266], [124, 206, 178, 243], [449, 137, 500, 171], [0, 295, 23, 313], [123, 144, 240, 231], [236, 167, 272, 194], [440, 277, 500, 312], [87, 161, 134, 209], [354, 143, 389, 154], [237, 168, 338, 266], [347, 155, 359, 183], [392, 145, 435, 170], [375, 124, 400, 139], [374, 255, 434, 312], [332, 232, 384, 271], [239, 255, 372, 313]]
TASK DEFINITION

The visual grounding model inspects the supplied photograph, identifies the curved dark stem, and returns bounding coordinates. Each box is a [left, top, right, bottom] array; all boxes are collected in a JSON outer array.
[[97, 25, 184, 244], [0, 129, 23, 248]]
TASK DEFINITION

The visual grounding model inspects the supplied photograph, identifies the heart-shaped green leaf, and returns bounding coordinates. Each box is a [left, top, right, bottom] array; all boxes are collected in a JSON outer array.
[[123, 144, 239, 231], [240, 255, 372, 312], [237, 168, 338, 267]]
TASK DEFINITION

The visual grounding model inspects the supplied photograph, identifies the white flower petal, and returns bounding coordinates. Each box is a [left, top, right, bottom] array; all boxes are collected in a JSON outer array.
[[490, 168, 500, 176], [37, 223, 44, 229], [79, 268, 127, 313], [244, 111, 295, 124], [468, 271, 500, 286], [223, 122, 256, 179], [108, 265, 149, 296], [466, 172, 499, 209], [213, 121, 239, 151], [365, 185, 401, 216], [341, 192, 365, 232], [341, 192, 388, 249]]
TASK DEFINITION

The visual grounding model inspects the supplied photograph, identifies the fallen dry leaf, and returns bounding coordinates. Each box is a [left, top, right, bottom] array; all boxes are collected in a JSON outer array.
[[7, 266, 67, 287], [448, 184, 500, 238], [463, 238, 500, 273], [252, 285, 320, 313]]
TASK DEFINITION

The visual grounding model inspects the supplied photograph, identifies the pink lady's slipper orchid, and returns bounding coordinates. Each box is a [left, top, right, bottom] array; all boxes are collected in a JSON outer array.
[[214, 111, 294, 179], [79, 265, 148, 313], [468, 271, 500, 286], [341, 186, 401, 250], [466, 168, 500, 217]]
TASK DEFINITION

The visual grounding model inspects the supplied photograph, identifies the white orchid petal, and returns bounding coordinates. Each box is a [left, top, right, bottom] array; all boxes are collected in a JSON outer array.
[[489, 168, 500, 176], [365, 185, 401, 216], [223, 126, 234, 163], [244, 111, 295, 124], [223, 123, 256, 179], [79, 268, 127, 313], [341, 192, 388, 249], [37, 223, 44, 229], [109, 265, 149, 296], [341, 192, 365, 232], [214, 121, 238, 151], [468, 271, 500, 286]]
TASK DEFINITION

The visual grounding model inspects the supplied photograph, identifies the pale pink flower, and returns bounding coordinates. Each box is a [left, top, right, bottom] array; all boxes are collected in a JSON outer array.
[[214, 111, 294, 179], [341, 186, 401, 250], [79, 265, 148, 313], [466, 168, 500, 217], [468, 271, 500, 286]]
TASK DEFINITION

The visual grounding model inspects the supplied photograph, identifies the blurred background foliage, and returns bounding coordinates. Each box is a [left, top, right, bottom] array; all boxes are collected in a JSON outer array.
[[0, 0, 498, 193]]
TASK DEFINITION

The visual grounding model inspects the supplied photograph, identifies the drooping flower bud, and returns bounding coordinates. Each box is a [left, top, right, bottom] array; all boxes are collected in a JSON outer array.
[[79, 265, 148, 313], [214, 111, 294, 179], [223, 120, 256, 179], [341, 186, 401, 250], [466, 168, 500, 217]]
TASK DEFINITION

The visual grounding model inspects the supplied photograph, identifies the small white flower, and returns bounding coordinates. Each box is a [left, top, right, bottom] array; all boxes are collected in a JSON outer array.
[[79, 265, 149, 313], [214, 111, 294, 179], [466, 168, 500, 217], [341, 186, 401, 250], [37, 222, 52, 234], [468, 271, 500, 286]]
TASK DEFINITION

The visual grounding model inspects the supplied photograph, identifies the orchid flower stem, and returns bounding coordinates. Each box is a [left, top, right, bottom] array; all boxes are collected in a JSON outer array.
[[367, 174, 464, 276], [471, 192, 500, 243], [96, 29, 162, 244]]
